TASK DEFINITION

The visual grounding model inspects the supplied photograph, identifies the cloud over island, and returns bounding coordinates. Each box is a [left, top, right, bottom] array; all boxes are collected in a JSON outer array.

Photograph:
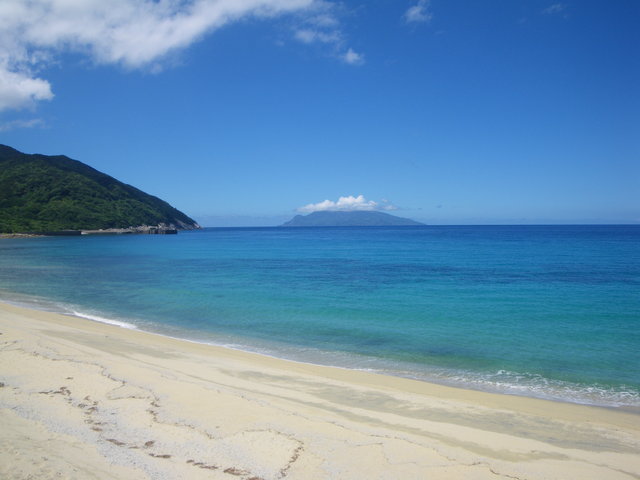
[[297, 195, 397, 214]]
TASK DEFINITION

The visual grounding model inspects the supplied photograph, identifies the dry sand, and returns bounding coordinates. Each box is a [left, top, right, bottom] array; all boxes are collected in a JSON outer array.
[[1, 301, 638, 479]]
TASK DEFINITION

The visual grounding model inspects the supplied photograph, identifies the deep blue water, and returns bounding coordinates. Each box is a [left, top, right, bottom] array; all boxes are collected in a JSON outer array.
[[1, 225, 638, 408]]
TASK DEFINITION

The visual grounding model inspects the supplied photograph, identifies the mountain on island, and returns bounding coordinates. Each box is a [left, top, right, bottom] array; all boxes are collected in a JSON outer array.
[[281, 210, 424, 227], [0, 144, 199, 233]]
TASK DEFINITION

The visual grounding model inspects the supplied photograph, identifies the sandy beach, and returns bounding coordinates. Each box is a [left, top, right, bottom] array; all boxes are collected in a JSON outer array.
[[1, 301, 638, 480]]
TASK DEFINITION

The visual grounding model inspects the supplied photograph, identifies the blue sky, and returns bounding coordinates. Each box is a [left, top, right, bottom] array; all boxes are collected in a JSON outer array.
[[1, 0, 638, 226]]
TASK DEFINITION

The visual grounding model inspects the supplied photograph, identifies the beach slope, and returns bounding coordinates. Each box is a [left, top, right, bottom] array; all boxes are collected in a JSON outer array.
[[1, 301, 638, 479]]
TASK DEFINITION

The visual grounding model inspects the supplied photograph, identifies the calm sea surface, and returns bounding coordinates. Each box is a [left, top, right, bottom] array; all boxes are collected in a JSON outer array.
[[1, 225, 638, 409]]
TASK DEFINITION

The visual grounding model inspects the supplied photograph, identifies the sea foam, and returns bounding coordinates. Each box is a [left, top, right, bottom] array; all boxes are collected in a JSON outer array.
[[69, 310, 138, 330]]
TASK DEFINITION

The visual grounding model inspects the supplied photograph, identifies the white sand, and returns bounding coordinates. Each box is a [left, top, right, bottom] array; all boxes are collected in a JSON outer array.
[[1, 301, 639, 479]]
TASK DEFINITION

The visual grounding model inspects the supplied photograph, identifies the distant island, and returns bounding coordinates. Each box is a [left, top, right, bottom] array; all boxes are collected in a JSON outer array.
[[0, 145, 199, 234], [281, 210, 424, 227]]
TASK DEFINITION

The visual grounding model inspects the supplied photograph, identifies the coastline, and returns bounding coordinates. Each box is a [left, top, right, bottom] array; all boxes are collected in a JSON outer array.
[[3, 290, 638, 411], [1, 301, 639, 479], [3, 225, 639, 412]]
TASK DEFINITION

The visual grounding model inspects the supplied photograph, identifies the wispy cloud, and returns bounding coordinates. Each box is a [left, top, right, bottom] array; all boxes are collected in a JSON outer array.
[[0, 0, 361, 113], [0, 117, 46, 132], [292, 2, 364, 66], [294, 29, 341, 44], [542, 3, 567, 15], [404, 0, 433, 24], [298, 195, 396, 213]]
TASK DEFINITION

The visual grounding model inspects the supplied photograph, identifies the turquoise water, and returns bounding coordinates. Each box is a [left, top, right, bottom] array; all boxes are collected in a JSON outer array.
[[1, 225, 639, 408]]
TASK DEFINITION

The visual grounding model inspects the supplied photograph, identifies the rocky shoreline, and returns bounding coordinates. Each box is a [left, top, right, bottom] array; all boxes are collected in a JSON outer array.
[[0, 224, 199, 238], [80, 225, 179, 235]]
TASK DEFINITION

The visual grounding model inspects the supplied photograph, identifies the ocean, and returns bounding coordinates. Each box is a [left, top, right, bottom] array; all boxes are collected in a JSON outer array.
[[1, 225, 638, 409]]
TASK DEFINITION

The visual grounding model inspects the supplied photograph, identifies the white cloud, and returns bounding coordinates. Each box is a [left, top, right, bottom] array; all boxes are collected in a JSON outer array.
[[298, 195, 397, 213], [0, 66, 54, 111], [341, 48, 364, 66], [404, 0, 432, 24], [0, 0, 330, 112], [6, 0, 315, 67]]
